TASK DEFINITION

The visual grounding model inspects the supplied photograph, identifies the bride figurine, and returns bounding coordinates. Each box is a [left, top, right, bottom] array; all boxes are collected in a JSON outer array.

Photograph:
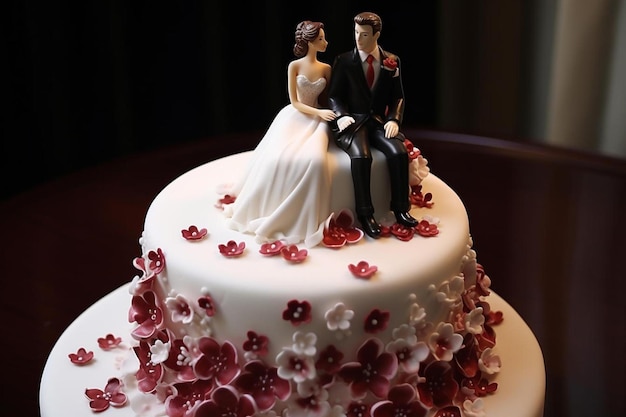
[[223, 20, 337, 247]]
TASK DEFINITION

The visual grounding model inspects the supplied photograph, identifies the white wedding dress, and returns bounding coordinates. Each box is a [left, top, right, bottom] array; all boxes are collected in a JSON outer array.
[[223, 75, 333, 247]]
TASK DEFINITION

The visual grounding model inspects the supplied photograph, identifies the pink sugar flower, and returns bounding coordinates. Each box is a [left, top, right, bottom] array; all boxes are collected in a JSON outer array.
[[348, 260, 378, 279], [259, 240, 286, 256], [181, 225, 208, 241], [68, 347, 94, 365], [97, 334, 122, 350], [85, 377, 127, 412], [218, 240, 245, 257], [198, 294, 216, 317]]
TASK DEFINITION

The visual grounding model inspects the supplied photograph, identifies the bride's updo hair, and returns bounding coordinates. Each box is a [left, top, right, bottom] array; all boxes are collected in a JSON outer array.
[[293, 20, 324, 58]]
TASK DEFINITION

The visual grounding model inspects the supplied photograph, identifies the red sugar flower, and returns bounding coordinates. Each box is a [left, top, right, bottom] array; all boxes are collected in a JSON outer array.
[[364, 309, 390, 333], [338, 338, 398, 399], [370, 383, 427, 417], [129, 290, 164, 340], [259, 240, 286, 256], [216, 194, 236, 209], [243, 331, 269, 356], [349, 260, 378, 279], [194, 385, 256, 417], [147, 248, 166, 275], [390, 223, 414, 241], [97, 334, 122, 350], [166, 379, 214, 416], [219, 240, 245, 257], [193, 337, 240, 385], [85, 377, 127, 412], [233, 360, 291, 411], [323, 210, 364, 248], [281, 245, 308, 263], [282, 299, 312, 325], [416, 219, 439, 237], [416, 360, 459, 408], [404, 138, 421, 161], [410, 184, 433, 208], [68, 347, 94, 365], [198, 295, 216, 317], [181, 225, 208, 241], [316, 345, 344, 374]]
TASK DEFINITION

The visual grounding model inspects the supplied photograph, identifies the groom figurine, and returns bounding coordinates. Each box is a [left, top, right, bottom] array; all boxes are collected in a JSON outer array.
[[328, 11, 417, 238]]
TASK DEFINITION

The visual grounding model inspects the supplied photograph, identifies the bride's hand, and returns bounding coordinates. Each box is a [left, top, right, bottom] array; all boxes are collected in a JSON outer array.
[[318, 109, 337, 121]]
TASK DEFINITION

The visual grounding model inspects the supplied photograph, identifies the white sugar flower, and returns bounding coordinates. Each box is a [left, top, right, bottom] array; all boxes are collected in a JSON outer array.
[[325, 302, 354, 331], [428, 322, 463, 361], [479, 348, 502, 375], [463, 397, 487, 417], [276, 348, 316, 383], [392, 324, 417, 345], [149, 339, 170, 364], [409, 302, 426, 325], [465, 307, 485, 334], [292, 331, 317, 356]]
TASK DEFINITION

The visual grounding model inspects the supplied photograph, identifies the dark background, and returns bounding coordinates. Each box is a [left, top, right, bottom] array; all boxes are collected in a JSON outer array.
[[5, 1, 535, 200], [4, 2, 437, 198]]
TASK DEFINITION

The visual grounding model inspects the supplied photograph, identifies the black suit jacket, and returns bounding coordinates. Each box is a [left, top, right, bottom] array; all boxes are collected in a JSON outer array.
[[327, 46, 405, 149]]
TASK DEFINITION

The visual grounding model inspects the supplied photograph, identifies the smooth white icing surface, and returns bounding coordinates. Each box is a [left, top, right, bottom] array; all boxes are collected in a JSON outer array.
[[140, 151, 470, 362], [39, 285, 545, 417]]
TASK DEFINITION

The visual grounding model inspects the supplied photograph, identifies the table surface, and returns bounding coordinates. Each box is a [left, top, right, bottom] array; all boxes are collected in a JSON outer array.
[[2, 128, 625, 417]]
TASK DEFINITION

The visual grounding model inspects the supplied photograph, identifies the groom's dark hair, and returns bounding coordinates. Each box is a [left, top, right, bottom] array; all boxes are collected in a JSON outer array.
[[354, 12, 382, 34]]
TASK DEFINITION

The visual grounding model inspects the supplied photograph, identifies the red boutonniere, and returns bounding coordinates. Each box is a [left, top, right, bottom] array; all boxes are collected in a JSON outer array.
[[382, 57, 398, 71]]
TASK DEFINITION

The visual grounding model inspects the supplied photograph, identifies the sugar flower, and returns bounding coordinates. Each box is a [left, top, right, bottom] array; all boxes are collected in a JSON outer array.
[[85, 377, 128, 412], [325, 302, 354, 332]]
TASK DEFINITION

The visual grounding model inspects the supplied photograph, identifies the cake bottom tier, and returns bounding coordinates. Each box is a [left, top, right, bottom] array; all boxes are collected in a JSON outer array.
[[40, 284, 545, 417]]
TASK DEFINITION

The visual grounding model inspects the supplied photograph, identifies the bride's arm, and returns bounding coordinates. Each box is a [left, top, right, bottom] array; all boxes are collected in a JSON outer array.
[[287, 61, 336, 121]]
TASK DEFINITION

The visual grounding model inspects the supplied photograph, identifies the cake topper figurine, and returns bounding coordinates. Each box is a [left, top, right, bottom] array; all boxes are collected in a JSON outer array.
[[223, 21, 336, 247], [328, 11, 418, 238]]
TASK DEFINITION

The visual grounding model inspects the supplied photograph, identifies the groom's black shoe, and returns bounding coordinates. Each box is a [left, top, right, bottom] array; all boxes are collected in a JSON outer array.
[[394, 211, 419, 228], [358, 215, 382, 238]]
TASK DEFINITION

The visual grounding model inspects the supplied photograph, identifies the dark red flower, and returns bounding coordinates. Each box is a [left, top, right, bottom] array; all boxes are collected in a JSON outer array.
[[432, 406, 462, 417], [416, 361, 459, 408], [461, 371, 498, 397], [410, 184, 434, 208], [198, 295, 217, 317], [84, 377, 127, 412], [193, 337, 240, 385], [234, 360, 291, 411], [338, 338, 398, 399], [364, 309, 390, 333], [216, 194, 236, 209], [371, 383, 427, 417], [454, 333, 480, 378], [147, 248, 166, 274], [242, 331, 269, 356], [129, 290, 164, 339], [195, 385, 256, 417], [165, 379, 214, 417], [282, 299, 312, 325], [404, 138, 422, 161], [68, 347, 94, 365], [133, 341, 164, 393], [382, 57, 398, 71], [316, 344, 345, 374], [347, 402, 372, 417]]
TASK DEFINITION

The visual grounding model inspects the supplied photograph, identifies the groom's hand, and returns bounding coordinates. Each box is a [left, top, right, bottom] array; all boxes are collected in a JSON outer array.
[[384, 121, 399, 138], [337, 116, 355, 132]]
